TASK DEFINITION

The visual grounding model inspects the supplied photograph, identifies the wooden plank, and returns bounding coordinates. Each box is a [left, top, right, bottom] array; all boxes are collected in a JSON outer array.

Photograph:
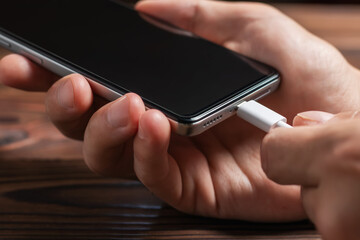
[[0, 159, 319, 240]]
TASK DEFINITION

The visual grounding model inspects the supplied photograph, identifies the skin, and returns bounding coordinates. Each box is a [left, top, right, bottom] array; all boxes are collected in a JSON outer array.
[[262, 110, 360, 240], [1, 0, 360, 224]]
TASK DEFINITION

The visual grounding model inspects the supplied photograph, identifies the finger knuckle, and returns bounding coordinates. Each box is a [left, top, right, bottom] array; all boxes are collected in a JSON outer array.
[[262, 130, 280, 150], [180, 0, 202, 33], [252, 2, 279, 14]]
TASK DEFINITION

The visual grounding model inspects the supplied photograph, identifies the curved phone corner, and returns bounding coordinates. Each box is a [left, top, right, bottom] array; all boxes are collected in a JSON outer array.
[[170, 74, 281, 137]]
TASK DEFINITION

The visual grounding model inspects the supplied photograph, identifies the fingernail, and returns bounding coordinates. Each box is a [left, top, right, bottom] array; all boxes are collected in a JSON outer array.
[[261, 155, 268, 174], [107, 96, 129, 128], [57, 80, 74, 109], [296, 111, 334, 125], [138, 111, 162, 141], [260, 144, 269, 174], [351, 111, 360, 119], [137, 121, 147, 140]]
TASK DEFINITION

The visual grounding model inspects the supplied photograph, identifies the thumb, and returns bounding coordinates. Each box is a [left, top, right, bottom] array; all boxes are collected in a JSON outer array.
[[293, 111, 360, 127], [135, 0, 238, 45], [293, 111, 334, 127], [135, 1, 289, 48], [262, 110, 360, 186], [135, 0, 312, 71], [327, 111, 360, 123]]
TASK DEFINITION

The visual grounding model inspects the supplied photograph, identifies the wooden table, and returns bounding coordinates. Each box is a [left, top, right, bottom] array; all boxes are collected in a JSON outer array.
[[1, 4, 360, 239]]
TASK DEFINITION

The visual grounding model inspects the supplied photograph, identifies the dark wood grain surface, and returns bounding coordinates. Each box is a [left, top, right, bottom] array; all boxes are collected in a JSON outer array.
[[1, 4, 360, 239]]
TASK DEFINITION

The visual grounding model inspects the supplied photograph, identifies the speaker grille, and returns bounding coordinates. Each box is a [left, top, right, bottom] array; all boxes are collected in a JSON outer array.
[[203, 115, 223, 128]]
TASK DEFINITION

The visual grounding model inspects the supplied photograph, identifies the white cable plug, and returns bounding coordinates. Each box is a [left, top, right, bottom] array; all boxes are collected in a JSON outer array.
[[236, 100, 292, 132]]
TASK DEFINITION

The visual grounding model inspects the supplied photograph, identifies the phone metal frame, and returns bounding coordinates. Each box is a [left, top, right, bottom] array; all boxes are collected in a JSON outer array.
[[0, 32, 280, 136]]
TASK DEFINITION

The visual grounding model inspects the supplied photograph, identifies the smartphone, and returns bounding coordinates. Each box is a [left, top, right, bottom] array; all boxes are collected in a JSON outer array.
[[0, 0, 280, 136]]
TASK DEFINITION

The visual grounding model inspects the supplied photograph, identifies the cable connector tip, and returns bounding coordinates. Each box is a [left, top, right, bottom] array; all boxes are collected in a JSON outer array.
[[236, 100, 292, 132]]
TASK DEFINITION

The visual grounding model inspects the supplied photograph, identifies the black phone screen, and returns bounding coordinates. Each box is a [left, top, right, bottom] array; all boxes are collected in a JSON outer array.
[[0, 0, 275, 120]]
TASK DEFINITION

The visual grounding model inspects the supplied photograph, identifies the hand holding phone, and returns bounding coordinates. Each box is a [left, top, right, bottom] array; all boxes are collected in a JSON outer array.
[[0, 0, 279, 136], [1, 0, 358, 222]]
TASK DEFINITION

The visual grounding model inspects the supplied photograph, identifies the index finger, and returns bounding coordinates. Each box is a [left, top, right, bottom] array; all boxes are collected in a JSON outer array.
[[261, 126, 326, 187], [0, 53, 58, 91]]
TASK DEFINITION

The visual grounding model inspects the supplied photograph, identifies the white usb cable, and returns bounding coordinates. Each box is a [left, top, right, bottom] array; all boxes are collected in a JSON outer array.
[[236, 100, 292, 132]]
